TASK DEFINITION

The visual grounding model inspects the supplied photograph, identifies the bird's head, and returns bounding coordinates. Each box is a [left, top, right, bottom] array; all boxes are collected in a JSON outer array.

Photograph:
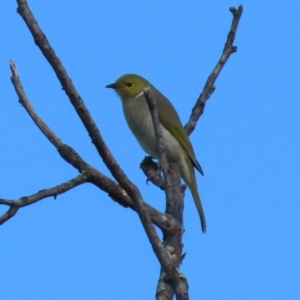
[[106, 74, 150, 100]]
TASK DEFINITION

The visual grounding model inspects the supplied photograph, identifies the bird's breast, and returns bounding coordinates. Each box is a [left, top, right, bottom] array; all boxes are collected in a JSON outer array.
[[122, 97, 159, 157], [122, 96, 184, 162]]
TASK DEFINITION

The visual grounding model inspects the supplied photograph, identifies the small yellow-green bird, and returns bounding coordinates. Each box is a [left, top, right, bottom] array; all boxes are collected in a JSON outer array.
[[106, 74, 206, 232]]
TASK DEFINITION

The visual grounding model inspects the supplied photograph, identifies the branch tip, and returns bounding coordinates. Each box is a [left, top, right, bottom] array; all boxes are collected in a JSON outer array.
[[230, 4, 243, 15], [184, 4, 243, 135]]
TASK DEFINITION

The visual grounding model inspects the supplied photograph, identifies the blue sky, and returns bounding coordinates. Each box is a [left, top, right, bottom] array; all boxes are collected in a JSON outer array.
[[1, 1, 299, 299]]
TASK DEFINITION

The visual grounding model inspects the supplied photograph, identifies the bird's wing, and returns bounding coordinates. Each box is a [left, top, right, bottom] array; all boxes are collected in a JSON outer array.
[[160, 116, 204, 175], [157, 101, 204, 176]]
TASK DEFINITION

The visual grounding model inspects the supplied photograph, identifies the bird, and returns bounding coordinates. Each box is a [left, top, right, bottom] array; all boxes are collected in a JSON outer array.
[[106, 74, 206, 232]]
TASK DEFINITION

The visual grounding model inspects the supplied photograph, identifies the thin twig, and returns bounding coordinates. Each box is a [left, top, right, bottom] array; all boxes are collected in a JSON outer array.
[[185, 5, 243, 135], [143, 88, 173, 203], [0, 174, 88, 225]]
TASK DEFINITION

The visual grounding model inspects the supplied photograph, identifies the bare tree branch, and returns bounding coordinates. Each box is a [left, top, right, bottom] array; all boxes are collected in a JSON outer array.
[[8, 59, 178, 233], [143, 89, 173, 204], [144, 89, 188, 299], [0, 174, 88, 225], [12, 0, 182, 282], [15, 0, 133, 188], [5, 3, 244, 299], [8, 61, 183, 297], [156, 164, 187, 300], [185, 5, 243, 135]]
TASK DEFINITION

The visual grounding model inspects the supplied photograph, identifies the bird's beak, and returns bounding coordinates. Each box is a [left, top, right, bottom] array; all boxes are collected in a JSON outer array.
[[105, 83, 117, 89]]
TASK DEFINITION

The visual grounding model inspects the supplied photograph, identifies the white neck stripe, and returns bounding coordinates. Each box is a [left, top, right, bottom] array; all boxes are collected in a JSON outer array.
[[134, 91, 144, 99]]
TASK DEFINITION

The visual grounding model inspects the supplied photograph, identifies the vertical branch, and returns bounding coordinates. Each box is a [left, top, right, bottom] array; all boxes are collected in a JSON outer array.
[[157, 163, 186, 300], [144, 89, 189, 300], [143, 89, 173, 204]]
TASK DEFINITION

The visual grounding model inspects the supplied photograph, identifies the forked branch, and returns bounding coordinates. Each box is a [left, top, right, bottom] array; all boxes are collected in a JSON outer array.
[[3, 2, 244, 300]]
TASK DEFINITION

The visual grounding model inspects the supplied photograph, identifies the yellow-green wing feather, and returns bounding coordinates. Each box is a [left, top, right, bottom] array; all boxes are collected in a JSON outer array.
[[159, 115, 203, 175], [150, 84, 204, 175]]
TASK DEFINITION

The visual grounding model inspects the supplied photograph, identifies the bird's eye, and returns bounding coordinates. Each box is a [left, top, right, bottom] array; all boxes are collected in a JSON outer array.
[[126, 82, 133, 87]]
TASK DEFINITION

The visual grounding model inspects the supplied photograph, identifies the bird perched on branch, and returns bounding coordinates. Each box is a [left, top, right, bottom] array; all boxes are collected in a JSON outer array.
[[106, 74, 206, 232]]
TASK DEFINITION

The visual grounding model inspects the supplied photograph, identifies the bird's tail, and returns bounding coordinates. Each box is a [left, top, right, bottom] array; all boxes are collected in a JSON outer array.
[[180, 156, 207, 233], [190, 181, 207, 233]]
